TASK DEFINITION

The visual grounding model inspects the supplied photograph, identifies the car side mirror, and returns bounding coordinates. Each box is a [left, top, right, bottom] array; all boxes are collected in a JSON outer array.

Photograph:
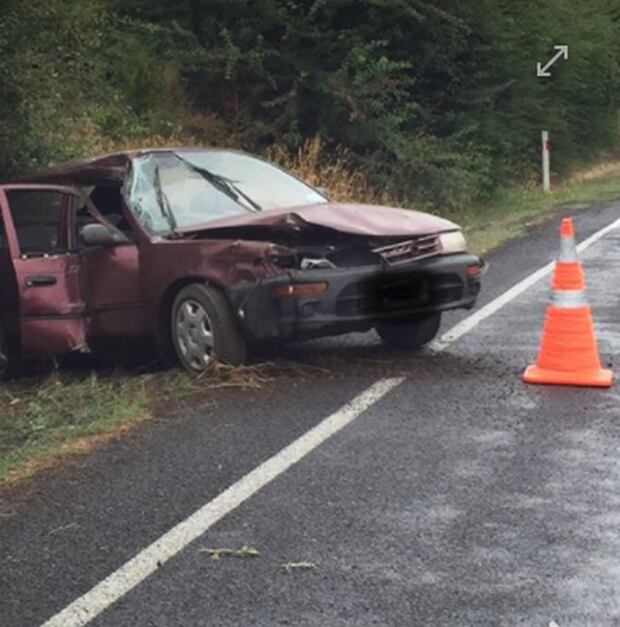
[[80, 223, 128, 247]]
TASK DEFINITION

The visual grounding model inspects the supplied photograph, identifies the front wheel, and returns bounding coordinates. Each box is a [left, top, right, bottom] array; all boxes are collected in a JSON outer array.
[[171, 284, 248, 373], [375, 312, 441, 350]]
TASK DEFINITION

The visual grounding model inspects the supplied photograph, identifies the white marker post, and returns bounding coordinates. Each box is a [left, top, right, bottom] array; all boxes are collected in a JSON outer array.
[[542, 130, 551, 192]]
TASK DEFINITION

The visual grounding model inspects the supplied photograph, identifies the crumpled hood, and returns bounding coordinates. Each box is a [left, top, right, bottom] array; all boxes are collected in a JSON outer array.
[[175, 202, 459, 238], [177, 202, 459, 237]]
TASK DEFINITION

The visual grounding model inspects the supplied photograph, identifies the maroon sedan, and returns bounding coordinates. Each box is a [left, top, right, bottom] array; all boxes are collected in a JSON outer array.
[[0, 148, 483, 374]]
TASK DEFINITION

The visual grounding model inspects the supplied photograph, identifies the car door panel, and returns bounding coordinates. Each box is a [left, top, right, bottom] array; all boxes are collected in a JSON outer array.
[[14, 255, 88, 357], [2, 185, 88, 359], [80, 244, 146, 338], [77, 188, 145, 339]]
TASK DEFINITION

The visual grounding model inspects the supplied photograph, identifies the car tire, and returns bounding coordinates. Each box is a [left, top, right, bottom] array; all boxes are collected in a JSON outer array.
[[375, 312, 442, 350], [171, 283, 248, 372]]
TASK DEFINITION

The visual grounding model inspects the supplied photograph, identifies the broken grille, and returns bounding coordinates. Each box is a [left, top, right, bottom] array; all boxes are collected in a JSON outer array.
[[372, 235, 440, 267]]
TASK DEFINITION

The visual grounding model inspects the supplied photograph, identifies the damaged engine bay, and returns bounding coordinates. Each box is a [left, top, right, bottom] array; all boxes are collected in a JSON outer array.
[[183, 221, 442, 272]]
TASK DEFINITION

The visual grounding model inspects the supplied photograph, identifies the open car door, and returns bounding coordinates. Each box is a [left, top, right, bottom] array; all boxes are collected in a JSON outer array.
[[0, 185, 88, 360]]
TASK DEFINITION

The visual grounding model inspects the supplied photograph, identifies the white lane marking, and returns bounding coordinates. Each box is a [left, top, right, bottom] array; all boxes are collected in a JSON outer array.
[[41, 378, 403, 627], [42, 215, 620, 627], [432, 217, 620, 351]]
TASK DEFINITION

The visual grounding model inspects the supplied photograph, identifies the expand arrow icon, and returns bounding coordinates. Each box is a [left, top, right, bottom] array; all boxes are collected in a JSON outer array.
[[537, 45, 569, 77]]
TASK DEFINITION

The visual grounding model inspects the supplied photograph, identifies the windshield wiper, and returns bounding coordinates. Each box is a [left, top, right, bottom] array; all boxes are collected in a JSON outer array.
[[174, 153, 262, 212], [154, 165, 179, 236]]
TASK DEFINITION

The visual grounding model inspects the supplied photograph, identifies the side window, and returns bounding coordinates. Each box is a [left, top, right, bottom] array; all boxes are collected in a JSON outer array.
[[85, 185, 134, 239], [6, 190, 68, 256], [73, 184, 135, 246]]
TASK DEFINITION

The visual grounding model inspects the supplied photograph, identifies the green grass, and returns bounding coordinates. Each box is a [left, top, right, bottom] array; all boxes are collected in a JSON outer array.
[[0, 373, 150, 482], [0, 363, 283, 486], [456, 166, 620, 254], [2, 163, 620, 487]]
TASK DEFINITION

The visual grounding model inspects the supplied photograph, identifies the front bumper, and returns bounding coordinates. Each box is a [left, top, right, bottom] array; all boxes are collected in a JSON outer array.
[[228, 252, 484, 342]]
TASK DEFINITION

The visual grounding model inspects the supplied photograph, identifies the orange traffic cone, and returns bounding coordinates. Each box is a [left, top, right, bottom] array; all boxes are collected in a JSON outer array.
[[523, 218, 613, 387]]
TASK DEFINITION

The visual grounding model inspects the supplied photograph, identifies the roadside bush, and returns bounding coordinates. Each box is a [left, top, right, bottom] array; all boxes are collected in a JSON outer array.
[[1, 0, 619, 210], [0, 0, 184, 178]]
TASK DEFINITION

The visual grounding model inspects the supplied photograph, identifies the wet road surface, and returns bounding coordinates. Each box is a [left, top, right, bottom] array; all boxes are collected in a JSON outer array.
[[1, 200, 619, 626]]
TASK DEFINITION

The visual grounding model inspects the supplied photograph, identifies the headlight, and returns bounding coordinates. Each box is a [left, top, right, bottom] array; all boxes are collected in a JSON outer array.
[[438, 230, 467, 254]]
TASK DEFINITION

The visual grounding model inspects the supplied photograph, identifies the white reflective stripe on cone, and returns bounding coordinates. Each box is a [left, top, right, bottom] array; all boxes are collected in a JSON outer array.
[[558, 234, 579, 261], [551, 289, 588, 308]]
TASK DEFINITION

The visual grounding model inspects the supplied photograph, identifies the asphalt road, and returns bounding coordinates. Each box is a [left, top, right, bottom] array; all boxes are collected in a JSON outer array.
[[1, 200, 620, 627]]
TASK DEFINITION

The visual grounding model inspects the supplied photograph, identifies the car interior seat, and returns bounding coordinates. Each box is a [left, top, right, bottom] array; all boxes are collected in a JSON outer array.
[[87, 186, 134, 240]]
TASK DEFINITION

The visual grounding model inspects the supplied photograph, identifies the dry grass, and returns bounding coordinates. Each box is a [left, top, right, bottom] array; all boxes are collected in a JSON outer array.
[[198, 545, 260, 560], [266, 137, 392, 205], [282, 561, 318, 573], [566, 159, 620, 185]]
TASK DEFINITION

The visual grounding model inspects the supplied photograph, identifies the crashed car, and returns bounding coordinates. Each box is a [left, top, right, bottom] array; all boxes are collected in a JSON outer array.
[[0, 148, 484, 374]]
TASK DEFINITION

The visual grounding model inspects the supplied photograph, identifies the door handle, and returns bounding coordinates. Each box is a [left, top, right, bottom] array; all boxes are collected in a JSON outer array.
[[25, 275, 57, 287]]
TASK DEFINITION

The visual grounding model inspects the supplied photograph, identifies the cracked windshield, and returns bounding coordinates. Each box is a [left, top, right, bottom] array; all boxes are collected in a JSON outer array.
[[129, 151, 327, 234]]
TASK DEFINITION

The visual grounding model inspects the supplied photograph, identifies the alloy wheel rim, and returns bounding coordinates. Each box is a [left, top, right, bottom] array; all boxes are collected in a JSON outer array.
[[175, 299, 215, 371]]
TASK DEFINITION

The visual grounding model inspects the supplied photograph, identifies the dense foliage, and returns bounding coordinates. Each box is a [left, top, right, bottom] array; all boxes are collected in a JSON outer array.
[[1, 0, 619, 208]]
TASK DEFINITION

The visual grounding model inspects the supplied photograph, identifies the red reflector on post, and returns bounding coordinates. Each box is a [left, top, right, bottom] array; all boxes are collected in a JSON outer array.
[[273, 282, 328, 297]]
